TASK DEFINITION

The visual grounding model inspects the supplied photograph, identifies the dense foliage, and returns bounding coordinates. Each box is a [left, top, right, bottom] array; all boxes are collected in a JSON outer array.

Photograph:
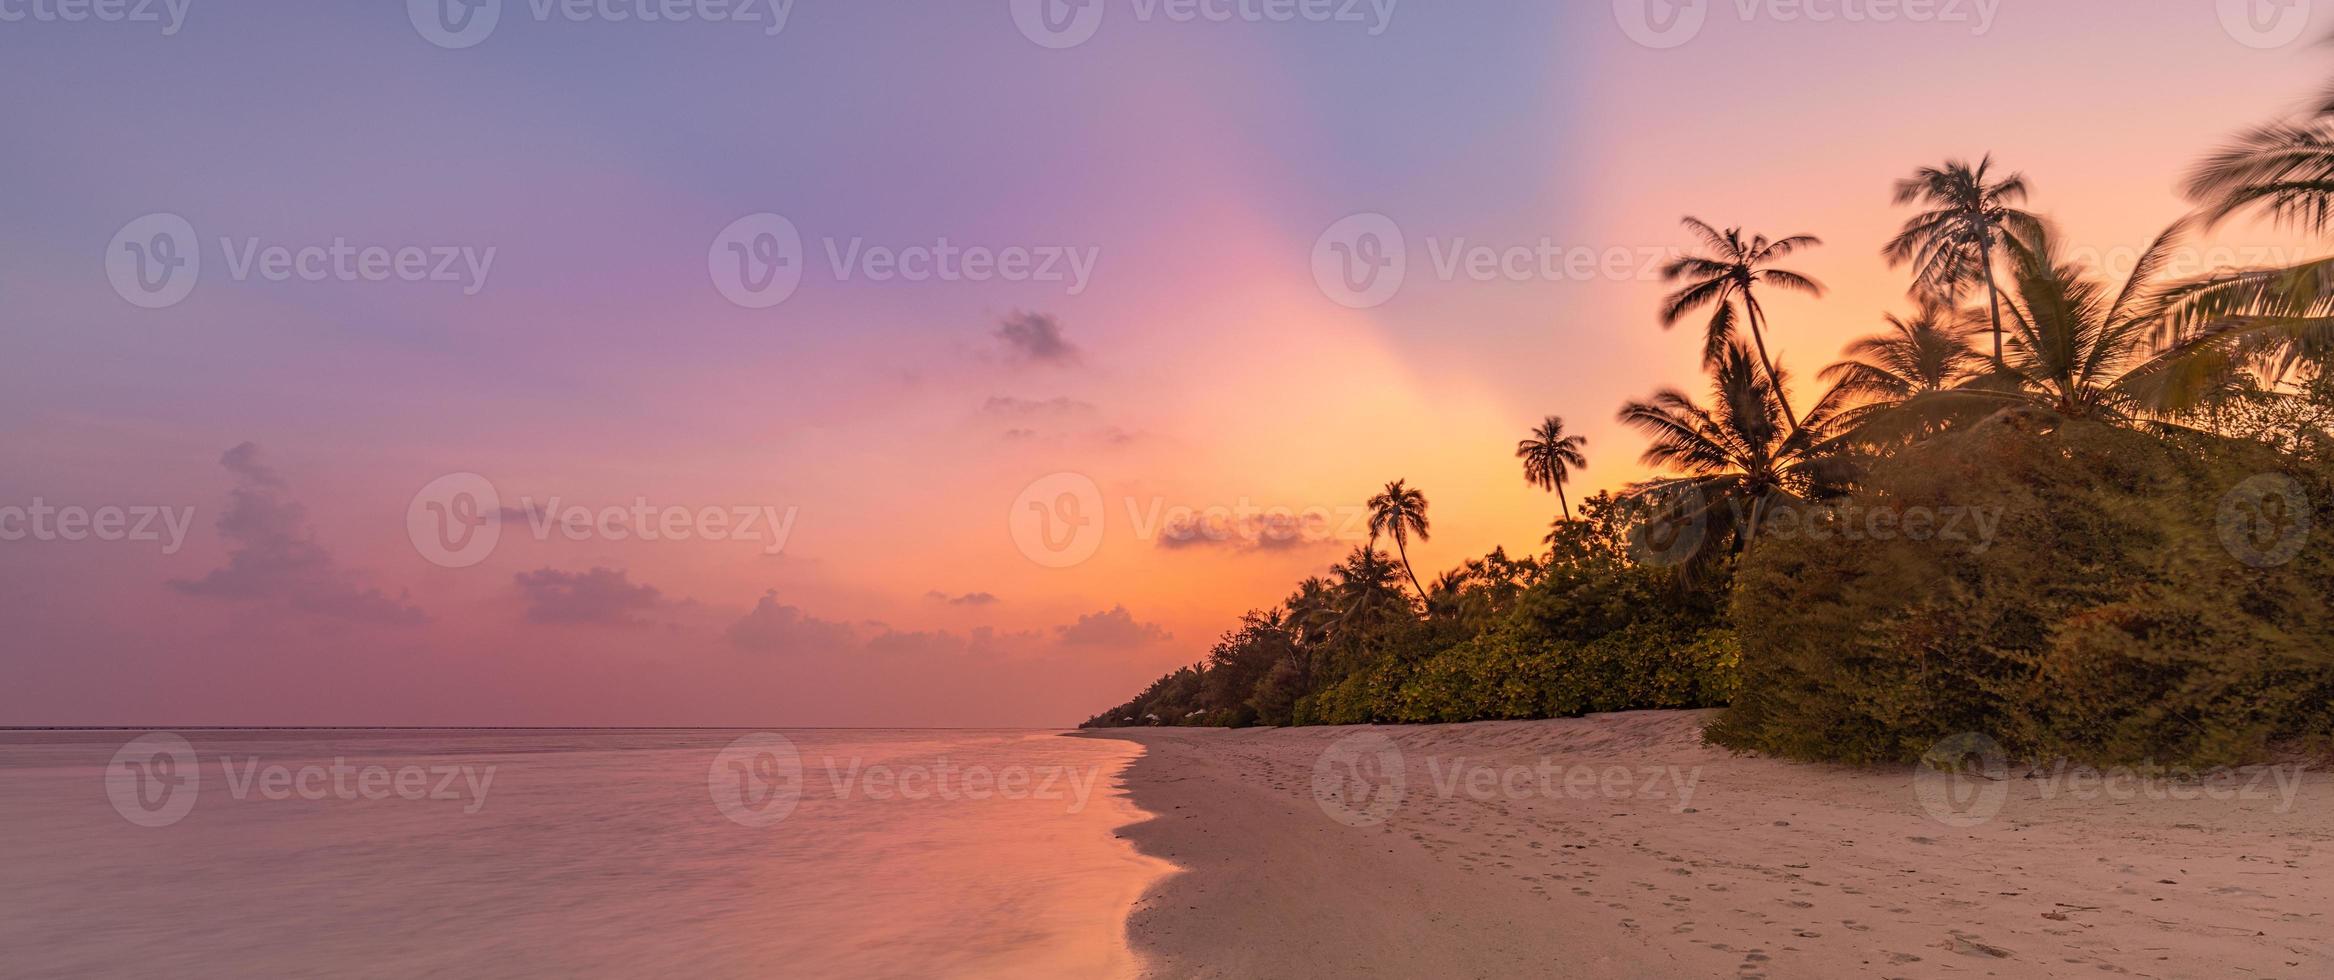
[[1081, 495, 1739, 729], [1088, 68, 2334, 769], [1707, 414, 2334, 767]]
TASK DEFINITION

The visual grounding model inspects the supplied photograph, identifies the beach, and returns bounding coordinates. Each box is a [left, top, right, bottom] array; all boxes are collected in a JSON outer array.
[[1084, 711, 2332, 979]]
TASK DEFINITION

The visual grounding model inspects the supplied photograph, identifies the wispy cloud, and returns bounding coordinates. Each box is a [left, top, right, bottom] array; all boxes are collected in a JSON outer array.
[[513, 567, 664, 626], [169, 443, 426, 626]]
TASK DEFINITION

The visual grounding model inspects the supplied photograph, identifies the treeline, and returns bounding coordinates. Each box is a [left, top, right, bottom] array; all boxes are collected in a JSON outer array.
[[1086, 68, 2334, 767]]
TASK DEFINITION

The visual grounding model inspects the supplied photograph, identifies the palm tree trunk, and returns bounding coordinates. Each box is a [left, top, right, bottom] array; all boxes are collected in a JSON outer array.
[[1394, 538, 1426, 601], [1557, 483, 1572, 522], [1981, 249, 2006, 367], [1745, 297, 1804, 432]]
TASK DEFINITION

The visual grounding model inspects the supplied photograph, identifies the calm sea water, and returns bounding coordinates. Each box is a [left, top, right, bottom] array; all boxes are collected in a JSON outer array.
[[0, 729, 1167, 979]]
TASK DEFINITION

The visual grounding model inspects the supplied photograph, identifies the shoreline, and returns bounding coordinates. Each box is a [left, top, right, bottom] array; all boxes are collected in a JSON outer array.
[[1082, 710, 2332, 978]]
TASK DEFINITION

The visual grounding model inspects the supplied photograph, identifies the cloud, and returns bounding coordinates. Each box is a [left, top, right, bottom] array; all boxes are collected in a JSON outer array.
[[982, 395, 1096, 418], [513, 567, 664, 626], [169, 443, 426, 626], [218, 441, 285, 488], [1155, 510, 1334, 553], [1055, 605, 1171, 647], [994, 311, 1081, 364], [926, 590, 1001, 606], [726, 591, 859, 652], [726, 596, 1165, 658]]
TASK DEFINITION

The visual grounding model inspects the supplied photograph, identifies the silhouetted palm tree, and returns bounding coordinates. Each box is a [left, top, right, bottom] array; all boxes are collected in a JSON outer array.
[[1327, 547, 1412, 632], [1516, 416, 1588, 521], [1820, 302, 1987, 432], [1619, 342, 1848, 551], [1661, 218, 1825, 431], [1899, 224, 2232, 423], [1366, 480, 1431, 600], [2158, 116, 2334, 385], [1884, 157, 2043, 366]]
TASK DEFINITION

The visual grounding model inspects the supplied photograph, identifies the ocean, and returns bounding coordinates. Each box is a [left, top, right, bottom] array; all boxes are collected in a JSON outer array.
[[0, 728, 1167, 979]]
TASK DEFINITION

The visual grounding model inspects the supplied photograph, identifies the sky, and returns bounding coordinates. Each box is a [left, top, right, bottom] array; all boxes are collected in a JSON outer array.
[[3, 0, 2331, 726]]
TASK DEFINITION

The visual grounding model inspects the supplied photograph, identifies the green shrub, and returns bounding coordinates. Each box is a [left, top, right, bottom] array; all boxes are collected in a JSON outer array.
[[1707, 411, 2334, 767]]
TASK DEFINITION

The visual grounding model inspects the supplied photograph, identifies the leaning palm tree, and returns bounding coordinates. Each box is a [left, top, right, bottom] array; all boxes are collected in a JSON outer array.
[[1660, 218, 1826, 431], [1819, 302, 1987, 433], [1365, 480, 1431, 600], [2157, 116, 2334, 386], [1515, 416, 1588, 521], [1883, 157, 2044, 366], [1618, 341, 1849, 552]]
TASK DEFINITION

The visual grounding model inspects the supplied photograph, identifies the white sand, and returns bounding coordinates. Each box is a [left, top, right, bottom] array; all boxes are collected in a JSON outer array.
[[1084, 710, 2331, 978]]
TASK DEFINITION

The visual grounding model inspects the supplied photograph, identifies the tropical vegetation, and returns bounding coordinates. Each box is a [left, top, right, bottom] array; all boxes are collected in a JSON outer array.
[[1085, 69, 2334, 768]]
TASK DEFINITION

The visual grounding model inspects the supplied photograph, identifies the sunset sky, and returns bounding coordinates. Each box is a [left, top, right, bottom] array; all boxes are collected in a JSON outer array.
[[4, 1, 2330, 726]]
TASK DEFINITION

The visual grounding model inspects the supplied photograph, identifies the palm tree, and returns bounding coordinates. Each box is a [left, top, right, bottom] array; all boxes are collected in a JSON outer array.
[[1516, 416, 1589, 521], [1618, 341, 1849, 552], [1893, 224, 2233, 423], [1326, 546, 1412, 632], [2156, 117, 2334, 386], [1284, 576, 1339, 646], [1819, 302, 1987, 433], [1883, 157, 2044, 367], [1660, 218, 1826, 431], [1365, 480, 1432, 600]]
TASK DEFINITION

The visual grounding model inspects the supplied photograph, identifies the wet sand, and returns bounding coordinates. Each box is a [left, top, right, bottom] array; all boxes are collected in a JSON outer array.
[[1084, 710, 2331, 978]]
